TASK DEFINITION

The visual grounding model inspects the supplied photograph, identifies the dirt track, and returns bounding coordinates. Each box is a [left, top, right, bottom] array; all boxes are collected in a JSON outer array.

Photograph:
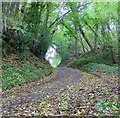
[[2, 67, 83, 110]]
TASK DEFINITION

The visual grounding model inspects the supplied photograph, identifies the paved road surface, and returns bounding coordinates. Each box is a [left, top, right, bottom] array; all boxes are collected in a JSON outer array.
[[2, 67, 83, 110]]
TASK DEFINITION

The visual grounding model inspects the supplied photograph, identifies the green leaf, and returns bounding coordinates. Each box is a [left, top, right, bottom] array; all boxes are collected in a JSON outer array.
[[96, 99, 104, 106], [104, 102, 109, 106], [98, 106, 103, 111], [112, 104, 118, 110]]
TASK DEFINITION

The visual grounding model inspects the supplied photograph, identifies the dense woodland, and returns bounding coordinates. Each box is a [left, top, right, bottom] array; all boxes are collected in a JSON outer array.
[[1, 1, 119, 117]]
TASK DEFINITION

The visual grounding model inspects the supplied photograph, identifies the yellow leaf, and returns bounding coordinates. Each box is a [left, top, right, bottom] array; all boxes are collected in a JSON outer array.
[[77, 110, 82, 116], [81, 109, 85, 114]]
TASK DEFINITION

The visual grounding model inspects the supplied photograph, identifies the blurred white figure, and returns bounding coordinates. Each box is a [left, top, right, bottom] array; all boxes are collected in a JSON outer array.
[[45, 44, 57, 60], [45, 44, 61, 68]]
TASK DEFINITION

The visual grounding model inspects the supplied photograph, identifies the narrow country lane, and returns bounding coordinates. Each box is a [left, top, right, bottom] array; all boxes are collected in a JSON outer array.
[[2, 67, 118, 116], [2, 67, 83, 110]]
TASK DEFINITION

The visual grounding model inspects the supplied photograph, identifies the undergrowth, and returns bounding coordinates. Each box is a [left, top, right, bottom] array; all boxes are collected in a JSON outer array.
[[83, 63, 119, 73], [70, 53, 119, 73], [2, 52, 52, 91]]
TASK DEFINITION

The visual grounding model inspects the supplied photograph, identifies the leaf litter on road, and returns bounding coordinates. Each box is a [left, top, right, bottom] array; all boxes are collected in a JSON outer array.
[[2, 68, 119, 116]]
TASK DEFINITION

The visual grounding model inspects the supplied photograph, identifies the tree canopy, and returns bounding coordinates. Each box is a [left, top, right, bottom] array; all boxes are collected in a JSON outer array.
[[2, 2, 118, 62]]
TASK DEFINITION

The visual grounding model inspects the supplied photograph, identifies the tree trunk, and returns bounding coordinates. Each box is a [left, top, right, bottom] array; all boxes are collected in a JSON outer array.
[[45, 3, 50, 27], [101, 25, 106, 49], [20, 2, 27, 23], [15, 2, 20, 15], [78, 24, 93, 51], [82, 19, 102, 47], [9, 2, 16, 16], [8, 0, 12, 16], [94, 23, 98, 50], [39, 3, 45, 24], [0, 2, 2, 37], [79, 37, 86, 53]]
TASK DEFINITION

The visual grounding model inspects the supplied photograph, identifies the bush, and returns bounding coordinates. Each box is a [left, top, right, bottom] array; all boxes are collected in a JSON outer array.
[[71, 55, 97, 68], [83, 63, 119, 73], [70, 50, 118, 69]]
